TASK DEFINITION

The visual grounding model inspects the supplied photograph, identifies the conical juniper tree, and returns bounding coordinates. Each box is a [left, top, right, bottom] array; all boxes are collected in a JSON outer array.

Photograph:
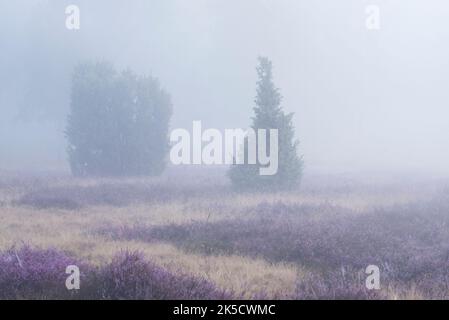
[[228, 57, 303, 190]]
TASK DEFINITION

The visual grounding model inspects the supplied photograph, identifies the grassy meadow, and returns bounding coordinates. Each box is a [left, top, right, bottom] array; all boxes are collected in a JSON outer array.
[[0, 168, 448, 299]]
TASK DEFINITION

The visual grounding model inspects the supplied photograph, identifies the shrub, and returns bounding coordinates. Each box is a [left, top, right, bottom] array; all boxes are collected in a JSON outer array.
[[0, 247, 231, 300], [0, 246, 86, 299], [88, 251, 231, 300]]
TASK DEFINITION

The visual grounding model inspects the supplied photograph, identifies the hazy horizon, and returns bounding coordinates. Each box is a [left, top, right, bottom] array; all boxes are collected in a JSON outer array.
[[2, 0, 449, 175]]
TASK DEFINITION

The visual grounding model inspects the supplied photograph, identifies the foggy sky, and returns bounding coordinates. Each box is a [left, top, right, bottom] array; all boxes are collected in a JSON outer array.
[[1, 0, 449, 174]]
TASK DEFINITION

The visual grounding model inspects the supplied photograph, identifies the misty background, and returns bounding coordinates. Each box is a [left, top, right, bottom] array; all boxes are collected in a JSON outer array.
[[1, 0, 449, 175]]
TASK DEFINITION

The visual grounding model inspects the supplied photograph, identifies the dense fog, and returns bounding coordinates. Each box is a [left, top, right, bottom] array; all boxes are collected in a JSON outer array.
[[1, 0, 449, 174]]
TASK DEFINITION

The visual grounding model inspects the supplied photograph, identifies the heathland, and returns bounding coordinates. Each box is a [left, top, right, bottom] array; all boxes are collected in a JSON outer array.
[[0, 168, 448, 299]]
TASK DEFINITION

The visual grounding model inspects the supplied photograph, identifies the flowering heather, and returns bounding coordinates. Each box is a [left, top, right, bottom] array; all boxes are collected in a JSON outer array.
[[107, 198, 449, 299], [16, 180, 228, 210], [4, 172, 449, 300], [0, 246, 231, 300], [87, 251, 232, 300], [295, 269, 387, 300], [0, 245, 86, 299]]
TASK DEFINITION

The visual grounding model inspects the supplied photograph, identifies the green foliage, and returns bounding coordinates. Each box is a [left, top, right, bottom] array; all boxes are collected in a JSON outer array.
[[228, 57, 303, 190], [66, 61, 172, 177]]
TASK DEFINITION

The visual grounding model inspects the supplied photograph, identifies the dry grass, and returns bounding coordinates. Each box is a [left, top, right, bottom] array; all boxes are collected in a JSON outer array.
[[0, 170, 447, 299], [0, 177, 301, 298]]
